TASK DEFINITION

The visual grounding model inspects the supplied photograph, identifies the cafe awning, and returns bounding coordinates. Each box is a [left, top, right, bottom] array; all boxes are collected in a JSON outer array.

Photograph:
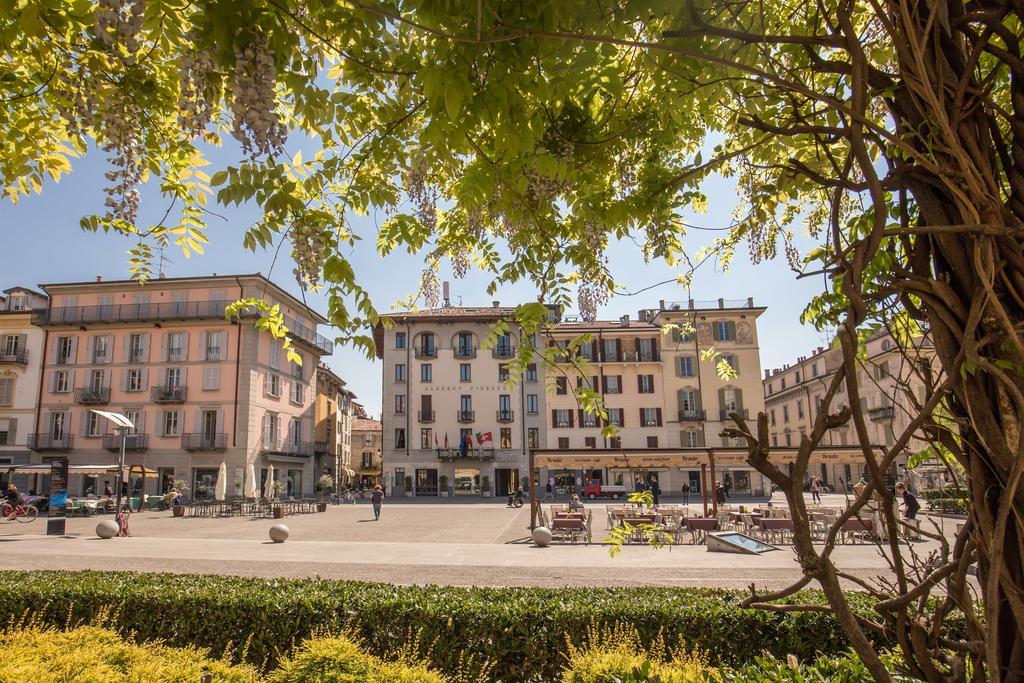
[[532, 446, 873, 469], [0, 464, 159, 477]]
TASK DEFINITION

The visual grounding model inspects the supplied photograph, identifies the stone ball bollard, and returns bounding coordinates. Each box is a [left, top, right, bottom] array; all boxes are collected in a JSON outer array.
[[531, 526, 553, 547], [96, 520, 119, 539], [269, 524, 290, 543]]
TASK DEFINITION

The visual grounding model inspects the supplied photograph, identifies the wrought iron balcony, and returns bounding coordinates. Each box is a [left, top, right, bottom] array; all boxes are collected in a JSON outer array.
[[491, 345, 516, 359], [27, 434, 72, 451], [260, 438, 315, 457], [0, 350, 28, 365], [74, 387, 110, 405], [151, 385, 188, 403], [418, 410, 435, 423], [678, 409, 706, 422], [457, 410, 475, 423], [282, 314, 334, 355], [719, 408, 750, 421], [637, 350, 660, 362], [102, 434, 149, 451], [181, 433, 228, 451], [33, 300, 230, 326], [414, 346, 437, 359], [868, 405, 895, 421], [314, 441, 330, 455], [453, 346, 477, 359], [496, 410, 514, 423]]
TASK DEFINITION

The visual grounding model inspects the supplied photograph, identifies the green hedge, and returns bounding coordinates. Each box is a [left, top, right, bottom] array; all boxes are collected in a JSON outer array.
[[919, 487, 967, 503], [926, 497, 968, 515], [0, 571, 887, 682]]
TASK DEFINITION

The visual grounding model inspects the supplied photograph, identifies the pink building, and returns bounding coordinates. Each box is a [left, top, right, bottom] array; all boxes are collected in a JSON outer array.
[[28, 274, 333, 499]]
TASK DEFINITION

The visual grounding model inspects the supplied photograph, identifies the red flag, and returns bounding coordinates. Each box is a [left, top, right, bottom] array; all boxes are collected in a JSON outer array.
[[476, 431, 493, 445], [443, 433, 449, 449], [434, 431, 439, 448]]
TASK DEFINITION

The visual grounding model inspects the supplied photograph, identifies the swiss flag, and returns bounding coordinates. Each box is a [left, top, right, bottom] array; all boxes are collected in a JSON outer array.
[[475, 431, 493, 446]]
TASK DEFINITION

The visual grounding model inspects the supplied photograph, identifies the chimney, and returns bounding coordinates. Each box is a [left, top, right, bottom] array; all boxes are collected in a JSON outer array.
[[619, 314, 630, 327], [492, 300, 500, 308], [158, 272, 166, 279], [764, 369, 771, 380], [658, 299, 665, 310], [442, 281, 450, 307], [95, 275, 103, 282]]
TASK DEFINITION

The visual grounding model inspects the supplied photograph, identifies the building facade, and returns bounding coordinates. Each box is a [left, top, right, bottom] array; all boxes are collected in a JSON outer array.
[[763, 331, 935, 489], [351, 404, 383, 489], [374, 303, 547, 497], [29, 274, 333, 499], [376, 297, 769, 498], [0, 287, 49, 490], [314, 363, 356, 489]]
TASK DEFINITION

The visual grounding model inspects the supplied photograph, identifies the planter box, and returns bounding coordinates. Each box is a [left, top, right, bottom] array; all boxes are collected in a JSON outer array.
[[481, 491, 492, 498], [172, 505, 185, 518], [272, 506, 284, 519], [440, 491, 449, 498], [316, 502, 327, 512], [404, 492, 414, 498]]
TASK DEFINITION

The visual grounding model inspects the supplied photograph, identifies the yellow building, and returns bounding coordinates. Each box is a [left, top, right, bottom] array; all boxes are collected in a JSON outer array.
[[315, 363, 355, 488], [351, 402, 382, 489]]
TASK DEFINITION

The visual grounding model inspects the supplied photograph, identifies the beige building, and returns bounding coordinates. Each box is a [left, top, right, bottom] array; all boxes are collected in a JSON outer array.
[[374, 302, 547, 497], [0, 287, 49, 490], [351, 403, 382, 489], [314, 363, 356, 488], [763, 331, 935, 489], [29, 274, 333, 499]]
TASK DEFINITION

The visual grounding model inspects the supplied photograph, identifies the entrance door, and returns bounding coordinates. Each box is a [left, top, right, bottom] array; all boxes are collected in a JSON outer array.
[[688, 471, 702, 493], [415, 468, 438, 496], [454, 468, 478, 495], [494, 468, 519, 495], [731, 470, 752, 495]]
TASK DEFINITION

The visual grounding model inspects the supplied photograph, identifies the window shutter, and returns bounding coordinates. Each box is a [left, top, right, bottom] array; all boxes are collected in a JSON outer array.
[[216, 331, 225, 360], [636, 375, 643, 393], [217, 409, 225, 433], [567, 410, 574, 428], [79, 412, 89, 436], [694, 389, 703, 412], [712, 323, 721, 341], [122, 335, 130, 362], [161, 332, 169, 361], [7, 418, 16, 446], [139, 368, 148, 390], [183, 331, 190, 360], [69, 337, 78, 363], [265, 373, 272, 395], [718, 388, 726, 415], [156, 412, 165, 437], [103, 335, 113, 362], [262, 414, 269, 446], [15, 334, 26, 353], [50, 337, 59, 364], [618, 408, 625, 427], [68, 369, 76, 391], [638, 408, 645, 426], [735, 389, 744, 414], [727, 321, 737, 340], [135, 412, 145, 435], [551, 410, 557, 428], [615, 338, 622, 359], [48, 371, 56, 393], [85, 336, 94, 364], [672, 327, 680, 342], [656, 408, 663, 427], [141, 333, 150, 361], [677, 388, 686, 410], [651, 337, 658, 358], [600, 375, 607, 393], [697, 431, 705, 447]]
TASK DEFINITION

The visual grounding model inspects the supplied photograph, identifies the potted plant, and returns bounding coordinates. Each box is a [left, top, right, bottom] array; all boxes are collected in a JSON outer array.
[[481, 475, 491, 498], [271, 481, 286, 518], [171, 480, 188, 517], [439, 475, 449, 497], [316, 474, 333, 511], [404, 475, 414, 498]]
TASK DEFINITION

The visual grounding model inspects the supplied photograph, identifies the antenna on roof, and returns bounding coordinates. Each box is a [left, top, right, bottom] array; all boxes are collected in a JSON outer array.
[[442, 281, 451, 307], [156, 245, 172, 279]]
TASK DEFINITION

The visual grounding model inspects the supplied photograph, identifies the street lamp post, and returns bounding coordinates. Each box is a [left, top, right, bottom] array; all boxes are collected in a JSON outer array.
[[90, 410, 136, 535]]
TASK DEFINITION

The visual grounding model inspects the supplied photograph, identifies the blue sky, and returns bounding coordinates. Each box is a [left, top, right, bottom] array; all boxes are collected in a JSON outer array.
[[0, 143, 832, 415]]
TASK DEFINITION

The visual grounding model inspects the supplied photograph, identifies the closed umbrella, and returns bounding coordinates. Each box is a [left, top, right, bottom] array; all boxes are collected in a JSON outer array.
[[215, 462, 227, 501], [246, 463, 258, 498], [264, 464, 275, 500]]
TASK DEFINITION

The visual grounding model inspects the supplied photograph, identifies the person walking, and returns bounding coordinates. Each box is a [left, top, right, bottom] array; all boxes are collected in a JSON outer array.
[[895, 482, 920, 520], [649, 476, 661, 507], [809, 476, 822, 504], [714, 480, 727, 506], [634, 476, 646, 508], [546, 476, 554, 500], [370, 484, 385, 521], [103, 481, 113, 497]]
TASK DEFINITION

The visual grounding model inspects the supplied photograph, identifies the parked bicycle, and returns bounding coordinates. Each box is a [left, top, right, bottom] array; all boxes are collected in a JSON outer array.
[[1, 502, 38, 523]]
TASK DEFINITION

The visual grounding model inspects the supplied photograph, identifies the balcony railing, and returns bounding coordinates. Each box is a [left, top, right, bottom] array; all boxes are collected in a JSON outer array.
[[166, 349, 187, 362], [102, 434, 149, 451], [457, 410, 475, 423], [182, 433, 228, 451], [260, 438, 315, 457], [33, 300, 230, 326], [74, 387, 110, 405], [151, 385, 187, 403], [637, 350, 660, 362], [678, 409, 706, 422], [205, 347, 222, 361], [662, 297, 756, 310], [453, 346, 477, 359], [314, 441, 330, 454], [414, 346, 437, 359], [0, 350, 28, 365], [418, 410, 435, 423], [281, 314, 334, 355], [868, 405, 895, 421], [719, 408, 750, 421], [496, 410, 514, 423], [436, 448, 497, 462], [492, 345, 515, 359], [27, 434, 73, 451]]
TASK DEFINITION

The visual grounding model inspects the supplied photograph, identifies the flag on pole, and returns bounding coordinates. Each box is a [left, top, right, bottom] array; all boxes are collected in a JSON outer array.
[[476, 431, 493, 446], [444, 433, 449, 450], [434, 431, 439, 448], [459, 433, 469, 458]]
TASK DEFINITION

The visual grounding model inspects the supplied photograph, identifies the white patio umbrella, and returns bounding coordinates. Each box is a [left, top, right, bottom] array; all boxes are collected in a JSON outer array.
[[215, 462, 227, 501], [245, 463, 258, 498], [264, 464, 275, 500]]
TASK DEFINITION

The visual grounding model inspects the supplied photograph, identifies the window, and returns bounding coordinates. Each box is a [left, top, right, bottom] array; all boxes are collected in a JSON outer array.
[[125, 369, 142, 392], [129, 334, 145, 362], [500, 428, 512, 449], [638, 338, 657, 361], [606, 408, 624, 427], [459, 364, 471, 382], [167, 332, 187, 362], [558, 437, 570, 449], [361, 452, 374, 469], [721, 388, 739, 413], [797, 400, 805, 419], [420, 428, 432, 449], [525, 363, 537, 381], [0, 419, 11, 445], [162, 410, 181, 436], [166, 367, 182, 389], [609, 436, 621, 449], [785, 431, 792, 447], [526, 394, 539, 414], [528, 428, 539, 449], [794, 370, 801, 383], [770, 409, 776, 426], [2, 334, 19, 356], [266, 373, 281, 397], [875, 361, 890, 379], [0, 378, 12, 406], [395, 332, 406, 349], [92, 335, 109, 364], [767, 382, 773, 395], [395, 394, 406, 414], [683, 430, 700, 447], [602, 338, 618, 361], [637, 374, 655, 393], [641, 407, 661, 427], [553, 409, 572, 428], [585, 436, 597, 448], [199, 366, 219, 391], [677, 356, 695, 377], [124, 410, 141, 435], [722, 354, 738, 373], [269, 341, 281, 369], [420, 364, 432, 382], [292, 356, 304, 381], [205, 331, 222, 360], [605, 375, 622, 394], [53, 371, 69, 393], [498, 364, 510, 383], [713, 320, 736, 341], [89, 368, 104, 391], [783, 405, 790, 422], [418, 333, 436, 356], [459, 395, 473, 414], [86, 411, 102, 436], [812, 362, 819, 377], [8, 294, 26, 311], [56, 336, 73, 364], [456, 332, 474, 356], [290, 381, 305, 405], [647, 436, 659, 448], [495, 334, 513, 356], [395, 428, 406, 448], [678, 389, 698, 414], [395, 364, 406, 382], [580, 411, 597, 428], [555, 377, 567, 395], [772, 435, 778, 446], [498, 394, 512, 420]]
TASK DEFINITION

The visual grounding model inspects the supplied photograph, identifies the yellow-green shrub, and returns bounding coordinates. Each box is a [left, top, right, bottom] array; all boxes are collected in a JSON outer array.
[[269, 635, 447, 683], [0, 625, 256, 682], [562, 623, 718, 683]]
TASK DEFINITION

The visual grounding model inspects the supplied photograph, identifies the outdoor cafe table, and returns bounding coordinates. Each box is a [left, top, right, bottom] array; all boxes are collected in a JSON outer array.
[[685, 517, 719, 544]]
